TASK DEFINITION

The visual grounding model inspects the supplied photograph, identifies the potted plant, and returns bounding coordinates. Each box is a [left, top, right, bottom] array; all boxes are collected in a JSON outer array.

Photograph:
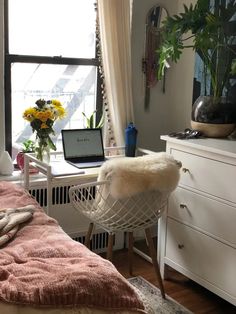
[[158, 0, 236, 137], [82, 110, 105, 129], [16, 139, 36, 171]]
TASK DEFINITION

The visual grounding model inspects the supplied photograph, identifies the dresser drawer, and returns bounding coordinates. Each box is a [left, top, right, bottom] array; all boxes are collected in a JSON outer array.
[[171, 149, 236, 203], [166, 218, 236, 298], [169, 188, 236, 246]]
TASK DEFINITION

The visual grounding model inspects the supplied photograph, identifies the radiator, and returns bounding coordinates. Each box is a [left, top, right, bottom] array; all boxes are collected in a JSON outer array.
[[27, 180, 124, 253]]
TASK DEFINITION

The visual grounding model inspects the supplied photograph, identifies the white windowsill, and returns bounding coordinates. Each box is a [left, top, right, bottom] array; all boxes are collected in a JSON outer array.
[[0, 170, 45, 183]]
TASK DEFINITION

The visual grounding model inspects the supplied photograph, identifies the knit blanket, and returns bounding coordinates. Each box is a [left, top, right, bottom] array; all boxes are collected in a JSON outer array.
[[0, 182, 145, 313]]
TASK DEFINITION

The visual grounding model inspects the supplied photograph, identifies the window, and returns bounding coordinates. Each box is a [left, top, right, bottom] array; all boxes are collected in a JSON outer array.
[[4, 0, 102, 158]]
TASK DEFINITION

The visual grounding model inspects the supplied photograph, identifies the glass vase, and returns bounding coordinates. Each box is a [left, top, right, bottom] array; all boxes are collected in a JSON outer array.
[[35, 138, 51, 163]]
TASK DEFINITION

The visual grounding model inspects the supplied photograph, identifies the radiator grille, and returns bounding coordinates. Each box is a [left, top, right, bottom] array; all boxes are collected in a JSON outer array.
[[30, 185, 72, 207], [73, 232, 114, 252]]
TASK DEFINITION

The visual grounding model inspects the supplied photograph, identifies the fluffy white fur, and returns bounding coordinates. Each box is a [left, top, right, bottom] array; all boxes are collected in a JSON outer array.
[[98, 152, 181, 199]]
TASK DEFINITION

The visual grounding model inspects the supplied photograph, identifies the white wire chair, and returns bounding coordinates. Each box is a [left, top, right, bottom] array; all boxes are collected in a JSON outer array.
[[69, 180, 170, 298]]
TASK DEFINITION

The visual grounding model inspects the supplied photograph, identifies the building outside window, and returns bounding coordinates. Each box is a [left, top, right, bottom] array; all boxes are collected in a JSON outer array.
[[4, 0, 102, 159]]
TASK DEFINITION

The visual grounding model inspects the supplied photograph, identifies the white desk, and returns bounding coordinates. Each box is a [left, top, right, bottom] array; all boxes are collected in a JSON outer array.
[[22, 148, 126, 236], [23, 153, 100, 215], [23, 146, 147, 215], [22, 149, 128, 251]]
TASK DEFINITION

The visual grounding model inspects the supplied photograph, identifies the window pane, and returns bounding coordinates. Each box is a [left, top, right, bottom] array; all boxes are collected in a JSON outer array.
[[9, 0, 96, 58], [11, 63, 97, 151]]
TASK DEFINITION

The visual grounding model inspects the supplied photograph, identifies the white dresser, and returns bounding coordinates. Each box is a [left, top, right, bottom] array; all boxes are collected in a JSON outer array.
[[160, 135, 236, 306]]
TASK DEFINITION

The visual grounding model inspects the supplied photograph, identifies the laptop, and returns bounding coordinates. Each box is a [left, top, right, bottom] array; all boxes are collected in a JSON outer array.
[[61, 128, 106, 169]]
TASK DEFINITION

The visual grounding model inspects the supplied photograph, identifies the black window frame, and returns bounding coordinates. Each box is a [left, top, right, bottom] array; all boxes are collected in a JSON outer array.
[[4, 0, 103, 156]]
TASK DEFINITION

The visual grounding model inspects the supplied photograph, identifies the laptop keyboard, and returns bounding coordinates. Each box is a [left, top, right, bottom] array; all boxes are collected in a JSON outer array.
[[67, 161, 104, 169]]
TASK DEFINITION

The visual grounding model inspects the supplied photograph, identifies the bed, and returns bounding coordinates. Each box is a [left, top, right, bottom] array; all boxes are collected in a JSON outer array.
[[0, 181, 151, 314]]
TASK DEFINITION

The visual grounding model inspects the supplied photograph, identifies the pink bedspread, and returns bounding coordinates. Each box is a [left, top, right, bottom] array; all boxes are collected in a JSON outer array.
[[0, 182, 145, 312]]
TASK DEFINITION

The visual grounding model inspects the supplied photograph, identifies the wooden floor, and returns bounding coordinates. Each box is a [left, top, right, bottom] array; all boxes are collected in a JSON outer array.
[[105, 249, 236, 314]]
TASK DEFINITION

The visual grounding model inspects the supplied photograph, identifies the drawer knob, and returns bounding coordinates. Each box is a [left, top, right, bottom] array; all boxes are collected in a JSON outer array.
[[178, 244, 184, 249], [180, 203, 187, 209], [182, 168, 190, 173]]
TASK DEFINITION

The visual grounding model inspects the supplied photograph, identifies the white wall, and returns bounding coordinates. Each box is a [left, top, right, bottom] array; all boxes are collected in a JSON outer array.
[[0, 0, 196, 153], [132, 0, 196, 151]]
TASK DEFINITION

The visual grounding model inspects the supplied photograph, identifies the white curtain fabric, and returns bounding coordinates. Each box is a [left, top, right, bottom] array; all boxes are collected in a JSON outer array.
[[97, 0, 134, 146]]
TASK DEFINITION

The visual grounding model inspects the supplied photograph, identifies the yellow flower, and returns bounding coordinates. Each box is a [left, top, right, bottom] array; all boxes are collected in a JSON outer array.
[[51, 99, 62, 107], [23, 107, 36, 122], [41, 122, 49, 129], [56, 106, 66, 119], [22, 99, 66, 160], [44, 109, 54, 120], [35, 109, 53, 122], [23, 99, 66, 139]]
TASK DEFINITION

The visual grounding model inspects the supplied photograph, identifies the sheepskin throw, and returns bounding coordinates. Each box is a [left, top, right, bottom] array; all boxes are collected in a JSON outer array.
[[98, 152, 181, 199]]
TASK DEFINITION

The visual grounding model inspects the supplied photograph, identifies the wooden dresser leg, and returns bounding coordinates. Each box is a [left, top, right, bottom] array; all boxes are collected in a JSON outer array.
[[145, 228, 165, 299], [85, 223, 94, 248], [128, 232, 134, 276], [107, 233, 114, 261]]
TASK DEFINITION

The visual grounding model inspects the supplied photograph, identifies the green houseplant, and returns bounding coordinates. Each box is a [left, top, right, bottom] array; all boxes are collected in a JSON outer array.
[[22, 139, 36, 153], [82, 110, 104, 129], [158, 0, 236, 137]]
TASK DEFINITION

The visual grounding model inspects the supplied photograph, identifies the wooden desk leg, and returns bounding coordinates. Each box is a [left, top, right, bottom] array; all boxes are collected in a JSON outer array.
[[107, 233, 114, 261], [128, 232, 134, 276], [85, 223, 94, 248], [145, 227, 165, 299]]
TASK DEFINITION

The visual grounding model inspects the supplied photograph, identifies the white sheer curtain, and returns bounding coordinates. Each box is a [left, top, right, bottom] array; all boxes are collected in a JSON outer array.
[[97, 0, 134, 146]]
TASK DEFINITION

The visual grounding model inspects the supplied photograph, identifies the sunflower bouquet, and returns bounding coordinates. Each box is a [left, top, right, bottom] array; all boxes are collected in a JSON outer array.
[[23, 99, 66, 161]]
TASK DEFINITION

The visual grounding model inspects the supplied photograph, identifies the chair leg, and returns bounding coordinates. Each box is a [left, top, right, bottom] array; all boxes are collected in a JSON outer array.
[[107, 233, 114, 261], [85, 223, 94, 248], [145, 228, 165, 299], [128, 232, 134, 276]]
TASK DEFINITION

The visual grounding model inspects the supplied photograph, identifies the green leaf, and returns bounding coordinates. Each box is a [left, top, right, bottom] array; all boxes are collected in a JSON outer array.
[[96, 112, 105, 129], [231, 59, 236, 75], [82, 112, 91, 128], [22, 139, 36, 152], [47, 136, 57, 151], [90, 114, 95, 128]]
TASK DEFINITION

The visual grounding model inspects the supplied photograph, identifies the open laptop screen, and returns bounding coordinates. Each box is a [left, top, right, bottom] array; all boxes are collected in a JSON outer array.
[[61, 128, 105, 162]]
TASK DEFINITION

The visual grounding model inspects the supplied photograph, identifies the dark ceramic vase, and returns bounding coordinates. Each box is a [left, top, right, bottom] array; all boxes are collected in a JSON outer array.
[[191, 96, 236, 137]]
